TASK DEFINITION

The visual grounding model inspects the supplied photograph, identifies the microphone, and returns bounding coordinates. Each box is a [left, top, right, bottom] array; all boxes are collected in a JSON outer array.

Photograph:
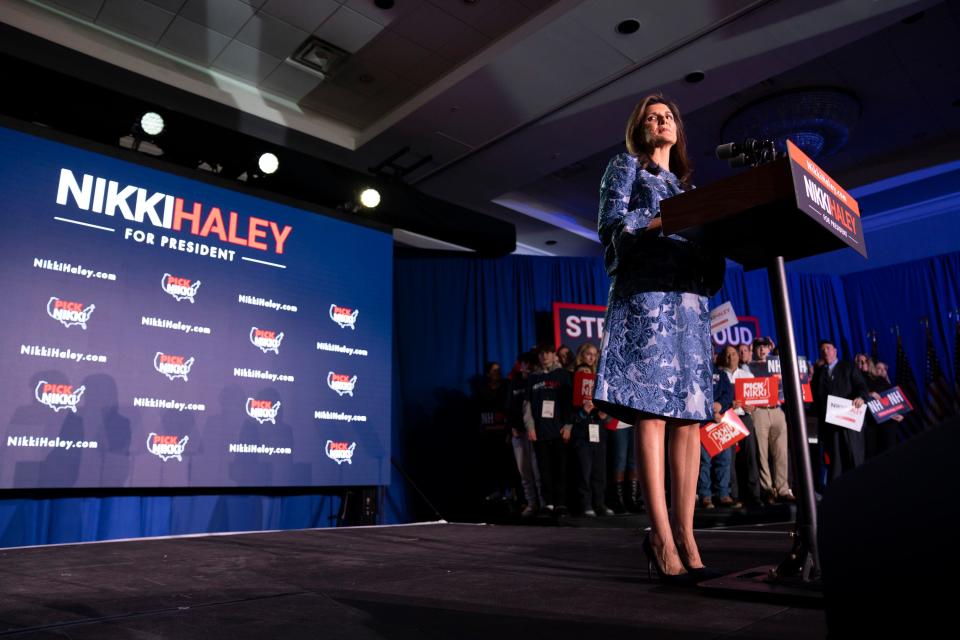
[[715, 138, 778, 168]]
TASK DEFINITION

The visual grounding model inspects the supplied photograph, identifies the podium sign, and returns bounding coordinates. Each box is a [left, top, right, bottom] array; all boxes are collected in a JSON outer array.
[[786, 140, 866, 257]]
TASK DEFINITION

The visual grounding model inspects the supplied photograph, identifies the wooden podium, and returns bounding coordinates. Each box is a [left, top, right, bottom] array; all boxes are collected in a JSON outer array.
[[660, 140, 867, 589]]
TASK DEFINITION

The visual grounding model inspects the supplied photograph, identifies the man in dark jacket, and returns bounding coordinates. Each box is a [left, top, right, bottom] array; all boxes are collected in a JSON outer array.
[[811, 339, 871, 482], [523, 344, 572, 515]]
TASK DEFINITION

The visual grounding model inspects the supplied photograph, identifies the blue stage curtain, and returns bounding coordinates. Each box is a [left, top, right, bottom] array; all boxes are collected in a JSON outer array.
[[0, 494, 341, 547], [712, 263, 853, 362], [842, 251, 960, 400]]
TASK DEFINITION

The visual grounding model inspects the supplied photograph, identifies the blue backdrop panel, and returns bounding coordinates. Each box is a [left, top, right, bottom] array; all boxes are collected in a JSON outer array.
[[0, 125, 393, 489]]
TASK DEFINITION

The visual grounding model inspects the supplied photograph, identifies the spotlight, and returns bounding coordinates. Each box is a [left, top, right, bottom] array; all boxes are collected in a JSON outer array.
[[139, 111, 165, 136], [359, 188, 381, 208], [258, 152, 279, 175]]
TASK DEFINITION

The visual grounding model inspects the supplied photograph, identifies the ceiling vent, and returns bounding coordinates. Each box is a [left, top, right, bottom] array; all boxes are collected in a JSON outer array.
[[287, 37, 349, 81]]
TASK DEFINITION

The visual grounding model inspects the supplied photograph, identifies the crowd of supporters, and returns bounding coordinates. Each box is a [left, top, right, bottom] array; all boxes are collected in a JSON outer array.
[[472, 337, 909, 518]]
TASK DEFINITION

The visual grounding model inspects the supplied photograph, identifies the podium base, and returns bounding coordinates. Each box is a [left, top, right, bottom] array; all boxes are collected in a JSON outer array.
[[698, 565, 824, 606]]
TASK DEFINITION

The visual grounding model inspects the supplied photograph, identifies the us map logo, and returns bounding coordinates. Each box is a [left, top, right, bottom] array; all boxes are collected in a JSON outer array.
[[246, 398, 281, 424], [250, 327, 284, 354], [329, 304, 358, 330], [35, 381, 85, 412], [325, 440, 356, 465], [147, 433, 189, 461], [154, 352, 195, 381], [162, 273, 201, 303], [327, 372, 358, 397], [47, 297, 95, 329]]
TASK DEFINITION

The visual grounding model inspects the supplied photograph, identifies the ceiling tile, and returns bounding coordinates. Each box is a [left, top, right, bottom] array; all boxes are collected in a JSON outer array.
[[179, 0, 255, 37], [300, 82, 369, 119], [47, 0, 104, 20], [158, 15, 231, 65], [236, 12, 309, 59], [260, 0, 339, 32], [436, 25, 490, 63], [429, 0, 505, 25], [343, 0, 422, 27], [331, 57, 404, 99], [260, 61, 322, 101], [238, 0, 267, 7], [97, 0, 175, 44], [144, 0, 184, 12], [313, 6, 383, 54], [470, 0, 533, 40], [356, 31, 430, 82], [211, 40, 282, 82], [390, 2, 468, 53]]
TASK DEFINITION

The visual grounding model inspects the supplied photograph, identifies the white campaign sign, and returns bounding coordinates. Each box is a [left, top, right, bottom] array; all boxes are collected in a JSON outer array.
[[710, 302, 738, 334], [825, 395, 867, 432]]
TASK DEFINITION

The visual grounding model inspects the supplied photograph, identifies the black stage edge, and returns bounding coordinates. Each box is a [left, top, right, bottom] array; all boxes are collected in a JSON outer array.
[[0, 522, 826, 639]]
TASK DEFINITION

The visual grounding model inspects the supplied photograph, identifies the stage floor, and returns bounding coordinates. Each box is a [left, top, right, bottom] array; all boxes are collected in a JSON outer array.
[[0, 522, 825, 639]]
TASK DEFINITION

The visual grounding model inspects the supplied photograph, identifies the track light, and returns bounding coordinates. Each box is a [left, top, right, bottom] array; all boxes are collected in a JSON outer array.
[[139, 111, 165, 136], [258, 152, 279, 175], [359, 188, 381, 208]]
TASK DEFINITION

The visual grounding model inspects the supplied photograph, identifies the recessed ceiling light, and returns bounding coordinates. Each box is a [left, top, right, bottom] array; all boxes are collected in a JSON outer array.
[[545, 240, 557, 246], [685, 71, 706, 84], [616, 19, 640, 35], [374, 0, 395, 9]]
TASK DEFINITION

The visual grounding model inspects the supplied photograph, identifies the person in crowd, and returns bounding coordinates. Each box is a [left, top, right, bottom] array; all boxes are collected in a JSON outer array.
[[697, 353, 741, 509], [506, 351, 542, 517], [607, 420, 638, 514], [475, 361, 512, 504], [860, 357, 903, 459], [523, 344, 573, 516], [738, 342, 753, 371], [556, 345, 576, 372], [811, 339, 870, 482], [750, 337, 796, 504], [593, 93, 725, 581], [720, 344, 763, 507], [571, 343, 615, 516]]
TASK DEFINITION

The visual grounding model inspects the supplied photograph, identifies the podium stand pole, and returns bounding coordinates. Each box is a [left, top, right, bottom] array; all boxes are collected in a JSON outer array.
[[767, 256, 820, 581]]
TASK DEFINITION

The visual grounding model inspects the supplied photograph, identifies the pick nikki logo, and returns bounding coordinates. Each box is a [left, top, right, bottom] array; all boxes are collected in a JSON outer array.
[[325, 440, 356, 465], [250, 327, 284, 354], [327, 372, 357, 397], [154, 352, 195, 381], [46, 297, 95, 329], [246, 398, 281, 424], [147, 433, 189, 462], [329, 304, 358, 330], [35, 381, 85, 413], [162, 273, 201, 303]]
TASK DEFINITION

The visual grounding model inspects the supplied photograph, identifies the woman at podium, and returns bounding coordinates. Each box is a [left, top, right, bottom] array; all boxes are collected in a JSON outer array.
[[593, 94, 725, 582]]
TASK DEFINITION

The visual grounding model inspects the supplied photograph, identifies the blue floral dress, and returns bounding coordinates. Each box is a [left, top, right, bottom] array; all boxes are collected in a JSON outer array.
[[593, 153, 718, 423]]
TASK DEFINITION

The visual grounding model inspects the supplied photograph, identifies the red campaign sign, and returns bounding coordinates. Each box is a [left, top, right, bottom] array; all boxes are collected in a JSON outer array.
[[735, 377, 780, 407], [700, 410, 750, 458], [553, 302, 606, 354], [866, 385, 914, 424], [573, 371, 596, 407]]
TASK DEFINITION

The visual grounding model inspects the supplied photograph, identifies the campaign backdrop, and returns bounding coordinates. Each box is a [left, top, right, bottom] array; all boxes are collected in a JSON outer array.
[[0, 125, 392, 488]]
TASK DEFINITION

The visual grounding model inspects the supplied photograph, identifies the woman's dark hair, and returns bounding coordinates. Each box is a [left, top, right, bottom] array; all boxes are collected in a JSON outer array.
[[625, 94, 692, 188]]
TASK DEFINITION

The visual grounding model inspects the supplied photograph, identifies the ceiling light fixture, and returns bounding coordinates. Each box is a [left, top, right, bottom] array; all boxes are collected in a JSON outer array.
[[616, 19, 640, 35], [139, 111, 164, 136], [258, 152, 279, 175]]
